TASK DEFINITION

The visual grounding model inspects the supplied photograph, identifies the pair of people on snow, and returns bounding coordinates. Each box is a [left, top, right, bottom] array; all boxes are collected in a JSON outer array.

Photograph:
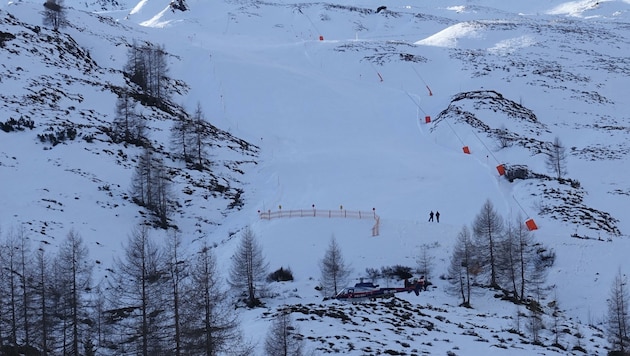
[[428, 211, 440, 222]]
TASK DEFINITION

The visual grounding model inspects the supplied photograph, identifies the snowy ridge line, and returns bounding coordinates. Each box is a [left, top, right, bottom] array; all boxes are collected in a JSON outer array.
[[258, 208, 380, 236]]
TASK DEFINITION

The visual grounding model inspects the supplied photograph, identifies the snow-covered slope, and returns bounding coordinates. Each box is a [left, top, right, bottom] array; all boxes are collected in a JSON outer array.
[[1, 0, 630, 354]]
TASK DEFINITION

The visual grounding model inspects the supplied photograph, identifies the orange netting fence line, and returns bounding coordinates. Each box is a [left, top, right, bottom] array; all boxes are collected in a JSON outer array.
[[258, 208, 380, 236]]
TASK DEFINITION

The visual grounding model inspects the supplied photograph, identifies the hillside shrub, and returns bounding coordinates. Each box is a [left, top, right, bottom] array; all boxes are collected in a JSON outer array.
[[0, 30, 16, 47], [37, 126, 78, 146], [267, 266, 294, 282], [365, 267, 380, 280], [380, 265, 414, 280], [1, 117, 35, 132]]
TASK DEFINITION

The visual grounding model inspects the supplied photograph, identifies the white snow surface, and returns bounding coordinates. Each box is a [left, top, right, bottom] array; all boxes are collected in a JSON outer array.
[[1, 0, 630, 354]]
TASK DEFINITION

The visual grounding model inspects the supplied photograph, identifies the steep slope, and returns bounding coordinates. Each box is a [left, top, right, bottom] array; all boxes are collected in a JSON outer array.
[[0, 4, 259, 269], [1, 0, 630, 355]]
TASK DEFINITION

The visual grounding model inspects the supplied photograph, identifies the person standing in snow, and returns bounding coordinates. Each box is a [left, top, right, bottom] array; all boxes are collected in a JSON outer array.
[[428, 211, 434, 222], [435, 211, 440, 223]]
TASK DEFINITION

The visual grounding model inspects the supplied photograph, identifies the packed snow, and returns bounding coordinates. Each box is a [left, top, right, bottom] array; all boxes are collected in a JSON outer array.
[[1, 0, 630, 354]]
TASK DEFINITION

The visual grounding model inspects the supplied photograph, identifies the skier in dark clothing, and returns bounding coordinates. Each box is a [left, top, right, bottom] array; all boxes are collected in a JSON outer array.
[[428, 211, 434, 222], [435, 211, 440, 223]]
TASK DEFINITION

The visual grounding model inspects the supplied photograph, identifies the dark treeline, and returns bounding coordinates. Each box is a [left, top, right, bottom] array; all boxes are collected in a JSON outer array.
[[0, 226, 251, 356]]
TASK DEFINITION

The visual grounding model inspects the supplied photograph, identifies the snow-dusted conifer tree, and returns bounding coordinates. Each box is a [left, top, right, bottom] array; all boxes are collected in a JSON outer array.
[[170, 112, 193, 163], [416, 244, 435, 283], [545, 136, 568, 179], [104, 226, 167, 356], [130, 149, 173, 228], [264, 310, 304, 356], [319, 235, 351, 297], [497, 215, 536, 301], [30, 247, 53, 355], [447, 226, 476, 308], [163, 230, 186, 356], [42, 0, 67, 31], [183, 241, 248, 355], [472, 199, 504, 289], [55, 229, 93, 356], [190, 102, 212, 170], [112, 90, 146, 146], [229, 227, 269, 307], [606, 269, 630, 354]]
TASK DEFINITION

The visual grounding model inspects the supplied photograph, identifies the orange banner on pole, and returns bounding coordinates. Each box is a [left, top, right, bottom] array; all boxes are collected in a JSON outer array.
[[496, 164, 506, 176], [525, 218, 538, 231]]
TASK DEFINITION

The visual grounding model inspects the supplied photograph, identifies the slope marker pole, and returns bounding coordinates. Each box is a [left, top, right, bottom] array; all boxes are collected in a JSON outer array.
[[512, 195, 529, 218], [471, 130, 500, 164], [370, 63, 383, 82], [404, 91, 427, 115], [411, 66, 433, 96], [301, 10, 323, 40]]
